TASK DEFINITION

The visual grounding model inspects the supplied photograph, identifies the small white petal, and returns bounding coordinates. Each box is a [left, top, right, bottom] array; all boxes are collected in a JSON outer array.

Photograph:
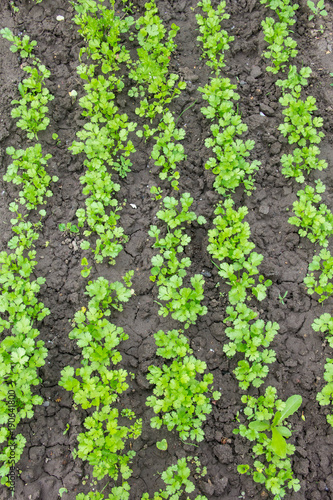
[[56, 15, 65, 21], [130, 204, 137, 209]]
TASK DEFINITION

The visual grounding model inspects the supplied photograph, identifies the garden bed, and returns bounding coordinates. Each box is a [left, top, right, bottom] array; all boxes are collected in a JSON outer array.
[[1, 0, 333, 499]]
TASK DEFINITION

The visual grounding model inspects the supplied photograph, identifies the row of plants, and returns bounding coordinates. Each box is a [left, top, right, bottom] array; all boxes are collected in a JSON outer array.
[[196, 1, 303, 499], [131, 1, 209, 330], [0, 30, 56, 485], [128, 0, 186, 188], [76, 456, 208, 500], [60, 1, 212, 498], [260, 0, 333, 427], [69, 0, 137, 265], [58, 2, 143, 498], [59, 274, 142, 496], [149, 194, 207, 328], [128, 0, 222, 460]]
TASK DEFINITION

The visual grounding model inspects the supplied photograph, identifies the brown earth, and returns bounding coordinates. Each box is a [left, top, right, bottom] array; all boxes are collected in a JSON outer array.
[[1, 0, 333, 499]]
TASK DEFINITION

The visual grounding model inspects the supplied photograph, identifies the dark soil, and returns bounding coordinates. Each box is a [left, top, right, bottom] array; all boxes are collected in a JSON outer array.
[[1, 0, 333, 499]]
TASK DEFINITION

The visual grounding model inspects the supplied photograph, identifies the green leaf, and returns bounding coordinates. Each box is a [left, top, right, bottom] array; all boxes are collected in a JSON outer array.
[[237, 464, 250, 474], [278, 395, 302, 423], [271, 427, 287, 458], [81, 268, 91, 278], [81, 241, 90, 250], [248, 420, 270, 432], [156, 439, 168, 451]]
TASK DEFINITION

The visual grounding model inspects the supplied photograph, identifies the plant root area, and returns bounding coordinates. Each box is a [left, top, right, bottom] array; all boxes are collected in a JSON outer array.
[[1, 0, 333, 499]]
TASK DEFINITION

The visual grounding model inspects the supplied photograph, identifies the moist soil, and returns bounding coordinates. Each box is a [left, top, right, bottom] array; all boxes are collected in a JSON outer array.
[[1, 0, 333, 499]]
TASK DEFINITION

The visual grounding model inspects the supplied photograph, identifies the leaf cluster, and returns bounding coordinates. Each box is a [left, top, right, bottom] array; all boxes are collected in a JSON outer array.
[[312, 313, 333, 426], [235, 387, 302, 499], [76, 406, 140, 481], [224, 304, 278, 389], [307, 0, 327, 21], [76, 483, 130, 500], [304, 249, 333, 302], [261, 17, 298, 74], [149, 194, 207, 328], [0, 28, 37, 59], [196, 0, 234, 75], [279, 94, 324, 147], [147, 330, 220, 442], [199, 78, 260, 196], [129, 1, 185, 123], [0, 243, 49, 483], [141, 457, 208, 500], [288, 180, 333, 247], [260, 0, 299, 73], [11, 64, 54, 139], [276, 65, 311, 98], [149, 112, 186, 189], [5, 145, 57, 209]]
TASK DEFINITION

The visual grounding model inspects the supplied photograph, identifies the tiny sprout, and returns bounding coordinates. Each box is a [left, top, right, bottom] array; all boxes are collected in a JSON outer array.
[[156, 439, 168, 451], [69, 89, 77, 103], [278, 291, 288, 305], [63, 423, 70, 435]]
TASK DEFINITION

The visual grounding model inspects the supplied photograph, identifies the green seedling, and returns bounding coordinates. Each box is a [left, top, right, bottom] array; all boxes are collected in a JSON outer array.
[[147, 330, 221, 441], [52, 133, 61, 146], [235, 387, 302, 499], [81, 257, 92, 278], [63, 424, 70, 435], [288, 180, 333, 247], [122, 270, 134, 288], [9, 1, 20, 13], [5, 145, 57, 210], [129, 1, 186, 122], [312, 314, 333, 426], [276, 65, 311, 99], [261, 17, 298, 73], [11, 64, 54, 139], [196, 0, 234, 75], [304, 249, 333, 302], [0, 28, 37, 58], [76, 483, 130, 500], [156, 439, 168, 451], [224, 303, 278, 389], [141, 457, 208, 500], [307, 0, 327, 20], [279, 94, 324, 147], [150, 185, 163, 200], [149, 194, 207, 328], [59, 222, 79, 234], [69, 4, 137, 264], [150, 112, 186, 190], [199, 78, 260, 195], [278, 291, 288, 304]]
